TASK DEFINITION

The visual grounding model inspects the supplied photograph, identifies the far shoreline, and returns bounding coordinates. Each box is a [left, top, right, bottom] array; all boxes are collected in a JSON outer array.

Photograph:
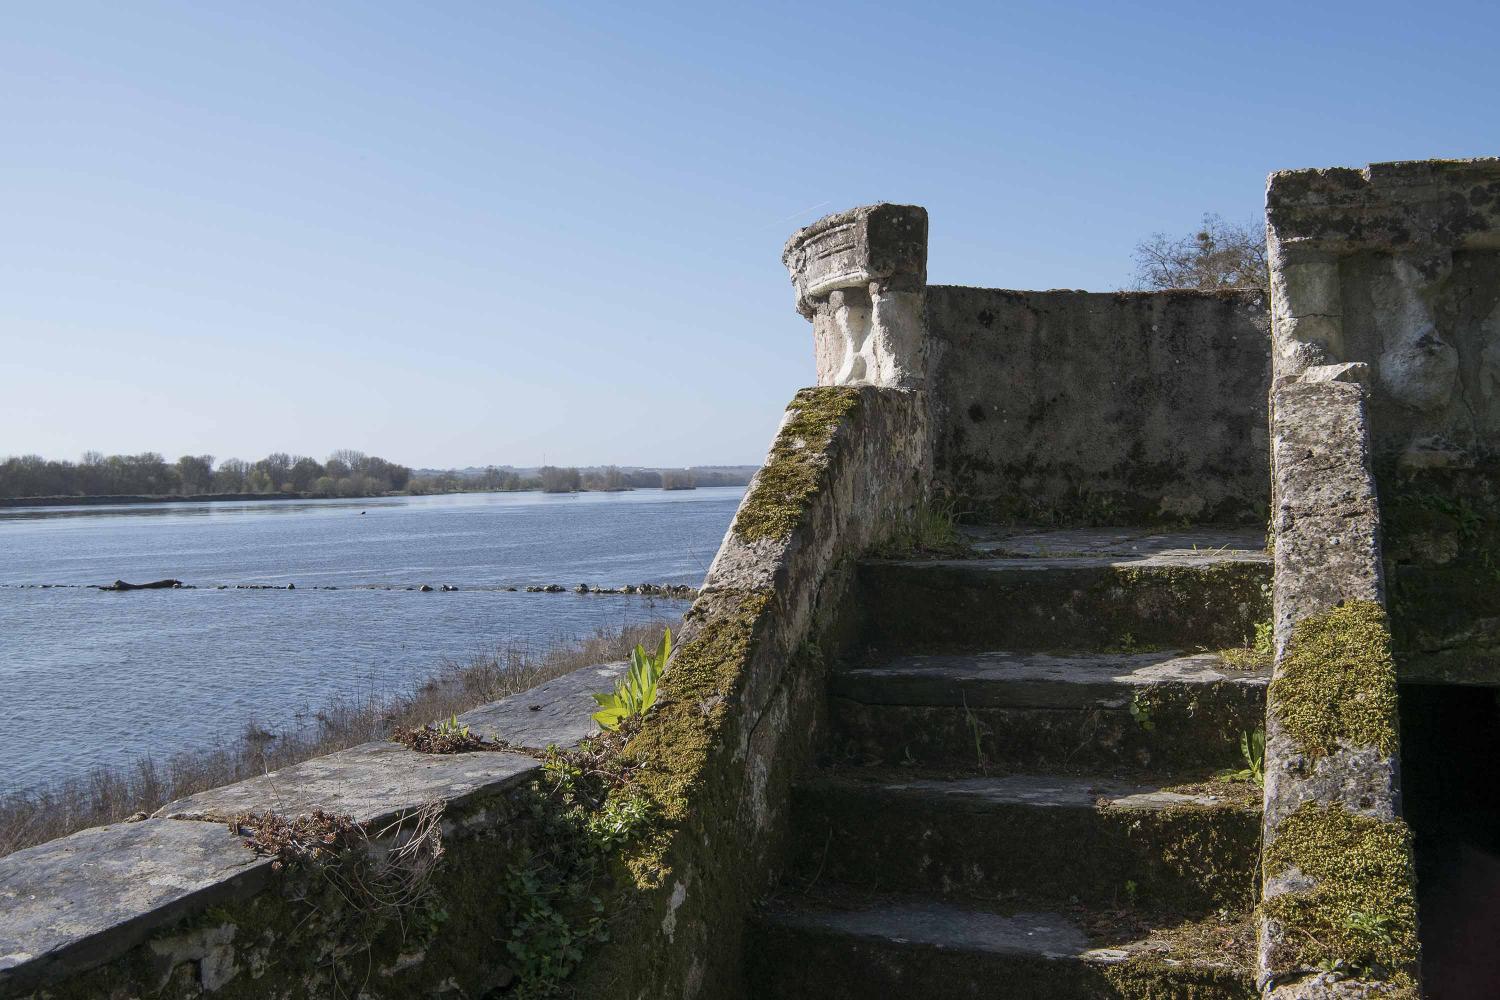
[[0, 483, 734, 510]]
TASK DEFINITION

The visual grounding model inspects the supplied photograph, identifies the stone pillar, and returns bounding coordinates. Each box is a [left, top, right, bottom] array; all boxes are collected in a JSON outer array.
[[782, 204, 928, 387]]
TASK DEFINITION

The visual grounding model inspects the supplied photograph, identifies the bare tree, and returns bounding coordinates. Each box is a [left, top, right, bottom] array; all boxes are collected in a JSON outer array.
[[1132, 214, 1267, 294], [539, 466, 581, 493]]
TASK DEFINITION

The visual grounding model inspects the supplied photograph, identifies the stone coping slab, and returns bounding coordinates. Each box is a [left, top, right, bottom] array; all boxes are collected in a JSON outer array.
[[0, 656, 625, 994], [0, 819, 271, 994], [152, 659, 633, 826], [153, 738, 539, 828], [456, 659, 625, 747]]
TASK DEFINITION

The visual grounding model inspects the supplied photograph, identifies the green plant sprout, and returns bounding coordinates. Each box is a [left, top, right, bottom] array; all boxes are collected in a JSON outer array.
[[1217, 729, 1265, 786], [592, 628, 672, 731]]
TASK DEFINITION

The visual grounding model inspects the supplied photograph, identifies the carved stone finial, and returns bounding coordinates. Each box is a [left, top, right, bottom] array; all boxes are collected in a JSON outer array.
[[782, 204, 928, 387]]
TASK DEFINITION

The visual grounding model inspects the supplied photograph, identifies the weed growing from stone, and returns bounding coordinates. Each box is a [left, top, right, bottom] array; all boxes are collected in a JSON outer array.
[[960, 694, 990, 773], [1216, 729, 1265, 787], [500, 731, 655, 997], [392, 714, 487, 754], [873, 496, 968, 557], [1128, 690, 1156, 732], [230, 801, 448, 969], [231, 808, 362, 872]]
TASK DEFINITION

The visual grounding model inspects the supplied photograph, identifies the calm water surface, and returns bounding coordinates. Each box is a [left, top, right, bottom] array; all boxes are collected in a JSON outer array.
[[0, 488, 741, 792]]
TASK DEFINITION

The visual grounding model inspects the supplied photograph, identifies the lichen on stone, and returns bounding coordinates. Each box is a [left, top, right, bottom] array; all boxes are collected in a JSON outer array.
[[1261, 803, 1419, 991], [1269, 601, 1399, 759], [733, 387, 863, 543]]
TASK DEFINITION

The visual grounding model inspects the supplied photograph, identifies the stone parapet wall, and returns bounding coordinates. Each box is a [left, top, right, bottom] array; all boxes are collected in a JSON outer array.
[[926, 285, 1271, 524]]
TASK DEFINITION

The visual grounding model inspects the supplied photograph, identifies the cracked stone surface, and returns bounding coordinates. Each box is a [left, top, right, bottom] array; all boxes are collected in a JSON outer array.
[[762, 897, 1091, 959], [835, 649, 1268, 709], [804, 772, 1244, 812]]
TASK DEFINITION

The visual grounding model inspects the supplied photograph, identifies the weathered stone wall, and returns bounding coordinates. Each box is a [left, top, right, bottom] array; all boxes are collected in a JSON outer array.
[[926, 286, 1271, 524], [1268, 159, 1500, 685]]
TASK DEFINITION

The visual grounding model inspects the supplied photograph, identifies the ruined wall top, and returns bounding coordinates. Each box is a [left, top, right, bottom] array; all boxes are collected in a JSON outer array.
[[1266, 158, 1500, 463], [1267, 158, 1500, 261]]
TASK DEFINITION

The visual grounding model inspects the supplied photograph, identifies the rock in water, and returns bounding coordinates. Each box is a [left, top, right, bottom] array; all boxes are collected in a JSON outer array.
[[99, 579, 183, 591]]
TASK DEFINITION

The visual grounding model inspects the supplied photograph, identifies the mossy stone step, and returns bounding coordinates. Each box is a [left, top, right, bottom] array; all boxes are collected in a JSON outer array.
[[858, 545, 1270, 654], [829, 649, 1268, 772], [747, 893, 1256, 1000], [790, 771, 1259, 914]]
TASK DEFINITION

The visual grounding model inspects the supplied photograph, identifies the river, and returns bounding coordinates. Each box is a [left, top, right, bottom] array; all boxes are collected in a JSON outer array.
[[0, 487, 742, 792]]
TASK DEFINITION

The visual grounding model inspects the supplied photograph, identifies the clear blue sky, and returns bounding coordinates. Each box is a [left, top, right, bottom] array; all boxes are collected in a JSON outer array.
[[3, 1, 1495, 468]]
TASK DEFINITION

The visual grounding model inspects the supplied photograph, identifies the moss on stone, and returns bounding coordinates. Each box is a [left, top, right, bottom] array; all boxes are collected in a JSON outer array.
[[1261, 803, 1419, 990], [1269, 601, 1399, 759], [622, 589, 773, 832], [1217, 646, 1271, 672], [734, 387, 862, 543]]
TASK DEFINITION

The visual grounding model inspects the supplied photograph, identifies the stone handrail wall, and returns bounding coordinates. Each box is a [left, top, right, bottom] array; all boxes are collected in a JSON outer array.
[[1258, 353, 1420, 992], [569, 385, 929, 997]]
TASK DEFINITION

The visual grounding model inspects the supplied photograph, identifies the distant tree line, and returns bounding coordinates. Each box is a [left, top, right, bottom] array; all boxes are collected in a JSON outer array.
[[0, 450, 411, 500], [2, 453, 753, 502], [407, 465, 709, 494]]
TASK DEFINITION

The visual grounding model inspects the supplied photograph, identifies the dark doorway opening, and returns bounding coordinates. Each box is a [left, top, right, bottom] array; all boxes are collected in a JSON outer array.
[[1399, 683, 1500, 998]]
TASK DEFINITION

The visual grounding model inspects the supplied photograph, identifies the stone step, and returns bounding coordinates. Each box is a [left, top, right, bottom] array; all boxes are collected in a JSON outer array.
[[830, 650, 1268, 772], [858, 529, 1270, 654], [747, 892, 1256, 999], [790, 770, 1258, 914]]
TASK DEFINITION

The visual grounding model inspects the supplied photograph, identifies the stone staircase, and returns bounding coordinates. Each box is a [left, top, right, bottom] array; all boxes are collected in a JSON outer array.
[[747, 527, 1273, 999]]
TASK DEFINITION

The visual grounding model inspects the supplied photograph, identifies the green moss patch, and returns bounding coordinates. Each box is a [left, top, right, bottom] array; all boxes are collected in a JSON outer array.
[[1269, 601, 1399, 759], [1262, 803, 1418, 990], [734, 387, 862, 543]]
